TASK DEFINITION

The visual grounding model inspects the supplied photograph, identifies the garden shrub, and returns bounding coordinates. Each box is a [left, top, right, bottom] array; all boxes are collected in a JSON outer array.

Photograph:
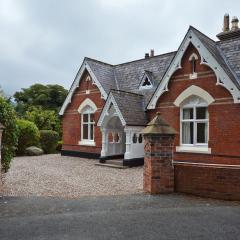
[[16, 119, 40, 155], [0, 97, 19, 171], [40, 130, 59, 154], [56, 140, 63, 152]]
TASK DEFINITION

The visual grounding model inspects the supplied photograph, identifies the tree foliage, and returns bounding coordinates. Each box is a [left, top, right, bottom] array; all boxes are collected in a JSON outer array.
[[40, 130, 59, 154], [0, 97, 19, 171], [14, 84, 68, 114], [25, 106, 61, 134], [16, 119, 40, 155]]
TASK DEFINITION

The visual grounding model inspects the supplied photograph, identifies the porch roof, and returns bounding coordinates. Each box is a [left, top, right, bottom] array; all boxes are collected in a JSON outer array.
[[111, 90, 148, 126]]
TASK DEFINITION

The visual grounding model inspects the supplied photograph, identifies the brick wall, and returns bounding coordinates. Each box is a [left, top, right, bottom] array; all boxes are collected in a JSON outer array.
[[62, 71, 105, 154], [174, 162, 240, 200]]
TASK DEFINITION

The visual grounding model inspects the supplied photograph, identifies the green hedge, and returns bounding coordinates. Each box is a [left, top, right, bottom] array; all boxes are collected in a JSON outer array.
[[16, 119, 40, 155], [0, 97, 19, 171], [40, 130, 59, 154]]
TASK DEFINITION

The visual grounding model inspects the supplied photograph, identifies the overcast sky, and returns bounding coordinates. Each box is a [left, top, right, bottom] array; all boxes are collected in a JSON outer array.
[[0, 0, 239, 96]]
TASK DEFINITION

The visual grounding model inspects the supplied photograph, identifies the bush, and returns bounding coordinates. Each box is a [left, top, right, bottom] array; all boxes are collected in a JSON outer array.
[[16, 119, 40, 155], [40, 130, 59, 154], [0, 97, 19, 171], [56, 140, 63, 152]]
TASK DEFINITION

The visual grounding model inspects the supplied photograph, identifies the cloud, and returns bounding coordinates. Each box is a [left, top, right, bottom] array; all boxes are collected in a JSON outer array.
[[0, 0, 239, 96]]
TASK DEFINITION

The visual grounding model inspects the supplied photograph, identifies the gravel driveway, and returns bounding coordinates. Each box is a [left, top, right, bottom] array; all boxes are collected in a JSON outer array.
[[3, 154, 143, 198]]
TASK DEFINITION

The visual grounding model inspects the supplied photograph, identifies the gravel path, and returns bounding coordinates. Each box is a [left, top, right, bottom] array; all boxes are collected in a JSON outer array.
[[3, 154, 143, 198]]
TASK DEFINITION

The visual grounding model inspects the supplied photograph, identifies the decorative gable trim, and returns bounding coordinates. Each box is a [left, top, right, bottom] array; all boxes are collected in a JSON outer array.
[[174, 85, 215, 107], [78, 98, 98, 113], [147, 28, 240, 109], [59, 60, 108, 115], [97, 93, 126, 127]]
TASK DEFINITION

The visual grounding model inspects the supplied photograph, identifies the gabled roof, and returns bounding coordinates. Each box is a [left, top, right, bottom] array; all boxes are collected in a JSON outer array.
[[148, 26, 240, 109]]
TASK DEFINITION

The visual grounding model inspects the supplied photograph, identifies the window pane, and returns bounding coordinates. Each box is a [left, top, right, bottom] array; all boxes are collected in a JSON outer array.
[[90, 114, 94, 123], [83, 114, 88, 122], [196, 107, 207, 119], [182, 122, 193, 144], [90, 124, 94, 140], [83, 124, 88, 139], [197, 123, 207, 143], [138, 134, 143, 143], [183, 108, 193, 119]]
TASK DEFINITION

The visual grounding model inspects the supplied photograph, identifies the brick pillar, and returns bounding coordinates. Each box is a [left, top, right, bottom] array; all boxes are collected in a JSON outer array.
[[143, 113, 176, 194]]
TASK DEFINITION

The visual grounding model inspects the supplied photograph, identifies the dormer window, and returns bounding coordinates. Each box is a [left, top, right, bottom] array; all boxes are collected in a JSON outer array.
[[189, 53, 198, 79], [139, 71, 153, 89], [142, 77, 152, 87]]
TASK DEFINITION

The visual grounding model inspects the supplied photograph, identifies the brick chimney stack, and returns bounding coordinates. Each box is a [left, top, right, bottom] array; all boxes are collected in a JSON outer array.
[[150, 49, 154, 57], [223, 13, 230, 32], [231, 16, 239, 31], [217, 14, 240, 41], [145, 53, 150, 59]]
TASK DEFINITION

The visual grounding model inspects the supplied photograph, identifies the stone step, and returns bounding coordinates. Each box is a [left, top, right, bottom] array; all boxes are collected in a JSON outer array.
[[95, 163, 129, 169]]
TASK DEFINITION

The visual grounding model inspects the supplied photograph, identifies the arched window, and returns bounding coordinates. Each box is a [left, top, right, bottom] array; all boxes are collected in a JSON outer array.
[[78, 99, 97, 145], [180, 96, 208, 146], [81, 106, 95, 141]]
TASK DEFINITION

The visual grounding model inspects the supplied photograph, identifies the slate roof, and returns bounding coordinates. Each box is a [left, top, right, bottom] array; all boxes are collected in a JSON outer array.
[[190, 26, 240, 89], [61, 26, 240, 124], [111, 90, 148, 126], [217, 38, 240, 83]]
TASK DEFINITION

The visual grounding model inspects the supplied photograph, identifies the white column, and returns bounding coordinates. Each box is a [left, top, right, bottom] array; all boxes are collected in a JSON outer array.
[[100, 128, 108, 157], [124, 128, 132, 159]]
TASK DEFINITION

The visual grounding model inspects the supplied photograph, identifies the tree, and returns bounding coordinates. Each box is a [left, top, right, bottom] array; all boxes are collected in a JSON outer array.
[[0, 97, 19, 171], [25, 106, 61, 135], [14, 84, 68, 114]]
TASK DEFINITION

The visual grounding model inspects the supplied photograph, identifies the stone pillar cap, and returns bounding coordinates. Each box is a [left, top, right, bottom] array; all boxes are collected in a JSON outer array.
[[142, 112, 177, 135]]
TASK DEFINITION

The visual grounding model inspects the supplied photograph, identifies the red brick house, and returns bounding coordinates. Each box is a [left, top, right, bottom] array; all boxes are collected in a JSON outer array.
[[60, 15, 240, 171]]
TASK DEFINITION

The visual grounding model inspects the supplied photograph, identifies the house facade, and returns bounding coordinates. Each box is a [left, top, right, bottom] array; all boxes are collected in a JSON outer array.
[[60, 15, 240, 171]]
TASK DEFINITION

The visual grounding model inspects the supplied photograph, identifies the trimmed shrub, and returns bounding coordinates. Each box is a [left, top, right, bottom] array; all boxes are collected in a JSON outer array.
[[40, 130, 59, 154], [16, 119, 40, 155], [0, 97, 19, 171], [56, 140, 63, 152]]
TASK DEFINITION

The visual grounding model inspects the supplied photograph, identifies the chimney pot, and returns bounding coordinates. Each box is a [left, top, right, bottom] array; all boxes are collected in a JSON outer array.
[[231, 16, 239, 31], [150, 49, 154, 57], [223, 13, 230, 32], [145, 53, 150, 59]]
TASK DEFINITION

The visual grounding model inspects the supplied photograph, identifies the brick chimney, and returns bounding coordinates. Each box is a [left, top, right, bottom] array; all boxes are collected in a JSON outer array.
[[217, 14, 240, 40], [145, 53, 150, 59], [150, 49, 154, 57], [223, 13, 230, 32]]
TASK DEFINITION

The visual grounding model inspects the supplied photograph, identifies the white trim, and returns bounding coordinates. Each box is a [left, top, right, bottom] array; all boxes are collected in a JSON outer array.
[[189, 53, 198, 61], [97, 93, 126, 127], [148, 28, 240, 109], [176, 146, 211, 154], [174, 85, 215, 107], [78, 98, 97, 113], [79, 140, 96, 146], [59, 60, 107, 115]]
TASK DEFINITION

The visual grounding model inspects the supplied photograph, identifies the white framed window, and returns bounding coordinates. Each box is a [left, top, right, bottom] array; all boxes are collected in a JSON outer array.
[[78, 99, 97, 146], [177, 96, 211, 154], [189, 53, 198, 79]]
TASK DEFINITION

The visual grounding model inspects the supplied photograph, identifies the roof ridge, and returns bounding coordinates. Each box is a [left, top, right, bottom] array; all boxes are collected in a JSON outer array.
[[189, 25, 216, 43], [84, 57, 113, 67], [113, 51, 176, 67]]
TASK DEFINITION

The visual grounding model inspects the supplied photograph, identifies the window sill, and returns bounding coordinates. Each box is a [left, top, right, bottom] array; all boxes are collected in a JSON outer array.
[[176, 146, 211, 154], [78, 140, 96, 146]]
